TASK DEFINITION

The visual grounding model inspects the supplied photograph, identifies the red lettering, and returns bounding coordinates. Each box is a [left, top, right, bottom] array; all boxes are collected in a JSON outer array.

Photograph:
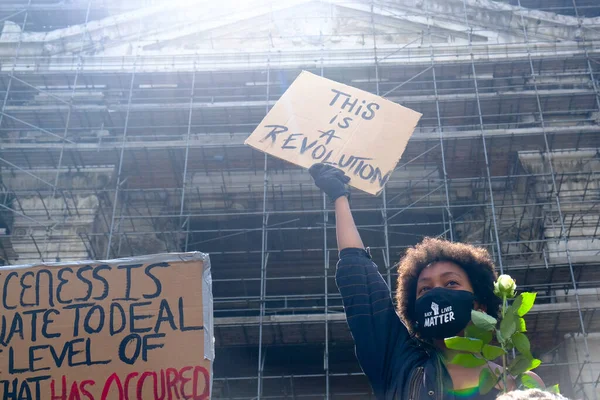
[[155, 369, 166, 400], [166, 368, 181, 400], [80, 380, 95, 400], [124, 372, 138, 400], [68, 382, 82, 400], [92, 365, 209, 400], [51, 376, 67, 400], [192, 366, 210, 400], [137, 372, 153, 400], [101, 373, 124, 400], [179, 367, 193, 400]]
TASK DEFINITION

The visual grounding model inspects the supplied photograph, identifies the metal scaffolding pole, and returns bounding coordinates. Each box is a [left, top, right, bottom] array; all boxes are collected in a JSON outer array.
[[371, 3, 393, 288], [27, 214, 577, 242], [115, 195, 130, 257], [428, 22, 454, 242], [319, 55, 331, 400], [105, 66, 137, 259], [322, 191, 330, 400], [180, 67, 197, 244], [0, 0, 34, 240], [581, 34, 600, 394], [105, 19, 144, 259], [516, 1, 594, 397], [42, 0, 93, 260], [257, 59, 271, 400], [95, 193, 600, 221], [461, 0, 505, 273], [0, 1, 74, 146]]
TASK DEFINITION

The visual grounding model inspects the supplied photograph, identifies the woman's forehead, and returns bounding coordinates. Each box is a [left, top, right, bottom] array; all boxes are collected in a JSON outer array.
[[418, 261, 467, 281]]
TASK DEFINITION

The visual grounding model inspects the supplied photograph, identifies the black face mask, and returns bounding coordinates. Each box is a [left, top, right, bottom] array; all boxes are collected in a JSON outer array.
[[414, 288, 475, 340]]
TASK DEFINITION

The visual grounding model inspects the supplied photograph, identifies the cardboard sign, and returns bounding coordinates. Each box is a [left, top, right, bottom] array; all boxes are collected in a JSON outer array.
[[245, 71, 422, 195], [0, 252, 214, 400]]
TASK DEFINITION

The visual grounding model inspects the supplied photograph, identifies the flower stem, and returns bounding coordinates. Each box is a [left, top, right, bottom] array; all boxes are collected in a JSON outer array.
[[501, 294, 507, 393]]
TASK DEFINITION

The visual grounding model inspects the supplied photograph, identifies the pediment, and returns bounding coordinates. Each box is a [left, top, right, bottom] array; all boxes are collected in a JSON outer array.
[[136, 1, 484, 54], [0, 0, 596, 57]]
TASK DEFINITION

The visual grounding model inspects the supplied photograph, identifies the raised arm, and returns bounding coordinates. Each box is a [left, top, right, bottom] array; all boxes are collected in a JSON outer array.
[[334, 196, 363, 250], [308, 163, 417, 398]]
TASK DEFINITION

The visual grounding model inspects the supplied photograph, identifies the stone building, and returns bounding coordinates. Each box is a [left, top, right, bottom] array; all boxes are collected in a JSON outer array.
[[0, 0, 599, 398]]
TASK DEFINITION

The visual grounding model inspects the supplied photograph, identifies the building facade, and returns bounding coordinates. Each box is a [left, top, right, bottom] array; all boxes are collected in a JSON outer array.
[[0, 0, 599, 398]]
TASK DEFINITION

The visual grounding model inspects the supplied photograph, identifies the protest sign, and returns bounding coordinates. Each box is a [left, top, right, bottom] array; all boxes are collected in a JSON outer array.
[[245, 71, 422, 195], [0, 252, 214, 400]]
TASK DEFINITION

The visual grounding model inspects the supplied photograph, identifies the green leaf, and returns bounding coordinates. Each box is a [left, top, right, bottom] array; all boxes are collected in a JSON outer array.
[[479, 368, 498, 395], [451, 353, 488, 368], [445, 337, 484, 353], [500, 312, 517, 340], [517, 317, 527, 333], [465, 324, 493, 344], [471, 310, 497, 332], [496, 329, 505, 346], [482, 344, 506, 360], [521, 374, 542, 389], [512, 293, 523, 311], [513, 293, 537, 317], [504, 304, 516, 317], [513, 332, 532, 357], [509, 356, 530, 376], [547, 384, 560, 394], [509, 356, 542, 375]]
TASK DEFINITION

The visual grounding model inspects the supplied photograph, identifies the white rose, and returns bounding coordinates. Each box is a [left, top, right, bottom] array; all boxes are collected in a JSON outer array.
[[494, 274, 517, 298]]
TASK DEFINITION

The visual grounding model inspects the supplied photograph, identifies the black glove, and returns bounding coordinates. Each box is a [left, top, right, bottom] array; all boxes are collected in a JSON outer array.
[[308, 163, 350, 203]]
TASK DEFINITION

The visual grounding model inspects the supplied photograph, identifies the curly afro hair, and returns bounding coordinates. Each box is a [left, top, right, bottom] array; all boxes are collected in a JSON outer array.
[[395, 237, 501, 336]]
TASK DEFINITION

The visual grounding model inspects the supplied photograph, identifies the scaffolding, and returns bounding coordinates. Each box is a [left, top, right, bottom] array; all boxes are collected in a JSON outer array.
[[0, 0, 600, 398]]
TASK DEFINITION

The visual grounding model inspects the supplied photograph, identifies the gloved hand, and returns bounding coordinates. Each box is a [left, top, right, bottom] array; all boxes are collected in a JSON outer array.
[[308, 163, 350, 203]]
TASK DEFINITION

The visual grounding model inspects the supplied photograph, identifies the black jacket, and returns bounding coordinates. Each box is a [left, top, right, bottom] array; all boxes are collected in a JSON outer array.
[[336, 247, 464, 400]]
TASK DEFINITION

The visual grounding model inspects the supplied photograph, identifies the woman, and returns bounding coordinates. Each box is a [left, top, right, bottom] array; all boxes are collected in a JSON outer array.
[[309, 163, 543, 400]]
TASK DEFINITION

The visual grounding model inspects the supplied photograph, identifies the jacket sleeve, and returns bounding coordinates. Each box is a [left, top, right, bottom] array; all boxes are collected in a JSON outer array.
[[335, 247, 414, 398]]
